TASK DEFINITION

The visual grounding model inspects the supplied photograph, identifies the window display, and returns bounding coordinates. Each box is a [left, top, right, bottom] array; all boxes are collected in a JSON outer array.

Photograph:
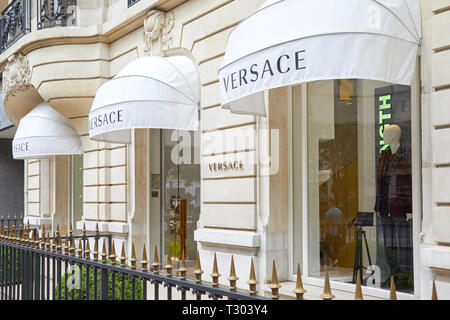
[[302, 79, 414, 294]]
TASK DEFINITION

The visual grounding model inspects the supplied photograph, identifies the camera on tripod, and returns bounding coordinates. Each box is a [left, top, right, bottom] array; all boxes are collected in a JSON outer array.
[[347, 212, 375, 285], [347, 211, 374, 229]]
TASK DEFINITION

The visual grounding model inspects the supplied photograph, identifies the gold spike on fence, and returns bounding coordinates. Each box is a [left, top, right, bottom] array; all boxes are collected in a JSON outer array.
[[56, 232, 62, 253], [354, 271, 363, 300], [130, 242, 137, 270], [179, 256, 187, 280], [51, 233, 57, 252], [432, 280, 438, 300], [38, 231, 43, 250], [389, 275, 397, 300], [152, 245, 160, 274], [84, 237, 91, 259], [193, 250, 203, 284], [69, 225, 73, 238], [95, 222, 99, 235], [211, 253, 221, 287], [110, 242, 117, 265], [11, 224, 16, 244], [70, 235, 76, 256], [270, 260, 281, 300], [23, 229, 28, 247], [120, 242, 126, 267], [34, 229, 39, 248], [40, 227, 45, 249], [45, 233, 51, 251], [247, 258, 258, 296], [228, 255, 239, 291], [141, 244, 148, 272], [165, 245, 173, 277], [320, 267, 335, 300], [93, 237, 99, 261], [64, 233, 70, 254], [101, 239, 108, 263], [82, 223, 86, 237], [77, 238, 83, 258], [294, 264, 306, 300]]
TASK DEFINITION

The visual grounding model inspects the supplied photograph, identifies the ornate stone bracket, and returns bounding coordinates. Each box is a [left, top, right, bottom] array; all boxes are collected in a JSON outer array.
[[2, 53, 32, 103], [144, 10, 175, 56]]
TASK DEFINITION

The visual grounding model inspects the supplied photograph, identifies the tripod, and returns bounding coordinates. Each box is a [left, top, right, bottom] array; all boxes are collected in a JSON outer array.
[[352, 225, 374, 284]]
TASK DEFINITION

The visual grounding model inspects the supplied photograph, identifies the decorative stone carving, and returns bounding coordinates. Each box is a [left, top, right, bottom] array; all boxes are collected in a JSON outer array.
[[2, 53, 32, 102], [144, 10, 175, 56]]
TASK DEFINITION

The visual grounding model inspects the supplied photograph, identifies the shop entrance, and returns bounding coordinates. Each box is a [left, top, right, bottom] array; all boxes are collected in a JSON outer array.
[[149, 129, 200, 275]]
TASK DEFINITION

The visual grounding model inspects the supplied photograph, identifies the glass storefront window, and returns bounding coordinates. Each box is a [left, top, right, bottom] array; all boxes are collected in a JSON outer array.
[[161, 129, 200, 274], [69, 154, 83, 234], [305, 79, 414, 294]]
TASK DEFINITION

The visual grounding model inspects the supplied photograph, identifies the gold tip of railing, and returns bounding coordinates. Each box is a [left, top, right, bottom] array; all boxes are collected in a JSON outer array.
[[211, 252, 221, 287], [151, 245, 160, 274], [193, 250, 203, 283], [247, 258, 258, 296], [320, 266, 335, 300], [141, 244, 148, 272], [390, 275, 397, 300], [354, 271, 363, 300], [294, 264, 307, 300], [228, 255, 239, 291]]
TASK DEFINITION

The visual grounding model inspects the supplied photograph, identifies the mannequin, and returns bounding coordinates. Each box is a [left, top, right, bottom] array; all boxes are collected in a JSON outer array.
[[374, 124, 412, 276], [383, 124, 401, 155]]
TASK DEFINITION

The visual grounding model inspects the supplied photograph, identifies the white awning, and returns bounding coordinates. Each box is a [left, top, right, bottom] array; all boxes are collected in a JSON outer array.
[[89, 55, 200, 144], [219, 0, 422, 116], [13, 102, 83, 160]]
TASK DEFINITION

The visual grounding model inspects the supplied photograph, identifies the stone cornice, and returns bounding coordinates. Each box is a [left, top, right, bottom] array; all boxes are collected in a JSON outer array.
[[0, 0, 186, 69]]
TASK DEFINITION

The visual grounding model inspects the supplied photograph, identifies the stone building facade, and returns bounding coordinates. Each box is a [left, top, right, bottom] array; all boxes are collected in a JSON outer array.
[[0, 0, 449, 300]]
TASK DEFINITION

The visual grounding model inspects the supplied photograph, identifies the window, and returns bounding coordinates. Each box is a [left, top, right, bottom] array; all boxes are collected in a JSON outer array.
[[69, 154, 83, 233], [161, 129, 200, 273], [293, 79, 418, 295]]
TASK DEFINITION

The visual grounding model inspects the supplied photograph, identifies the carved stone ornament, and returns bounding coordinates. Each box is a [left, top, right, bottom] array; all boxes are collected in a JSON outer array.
[[144, 10, 175, 56], [2, 53, 32, 102]]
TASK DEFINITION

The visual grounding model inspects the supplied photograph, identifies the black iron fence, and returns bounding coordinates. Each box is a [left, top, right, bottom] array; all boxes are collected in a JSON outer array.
[[37, 0, 77, 30], [0, 215, 24, 231], [0, 0, 31, 53], [0, 224, 269, 300]]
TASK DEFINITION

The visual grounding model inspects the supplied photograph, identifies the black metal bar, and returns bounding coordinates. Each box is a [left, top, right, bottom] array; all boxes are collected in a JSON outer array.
[[0, 0, 32, 53], [86, 265, 90, 300], [52, 255, 56, 300], [101, 267, 108, 300], [34, 251, 41, 300], [131, 277, 136, 300], [46, 255, 50, 300], [121, 273, 125, 300], [37, 0, 77, 30], [128, 0, 140, 8], [71, 263, 75, 300], [111, 271, 116, 300], [93, 266, 98, 300], [142, 279, 147, 300], [57, 258, 62, 300], [78, 262, 82, 300], [11, 245, 15, 300], [41, 254, 45, 300]]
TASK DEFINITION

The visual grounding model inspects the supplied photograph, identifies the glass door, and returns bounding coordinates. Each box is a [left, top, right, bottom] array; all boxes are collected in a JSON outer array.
[[160, 129, 200, 275]]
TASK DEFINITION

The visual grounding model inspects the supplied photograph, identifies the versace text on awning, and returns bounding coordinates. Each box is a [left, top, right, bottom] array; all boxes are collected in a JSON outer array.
[[221, 50, 306, 92]]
